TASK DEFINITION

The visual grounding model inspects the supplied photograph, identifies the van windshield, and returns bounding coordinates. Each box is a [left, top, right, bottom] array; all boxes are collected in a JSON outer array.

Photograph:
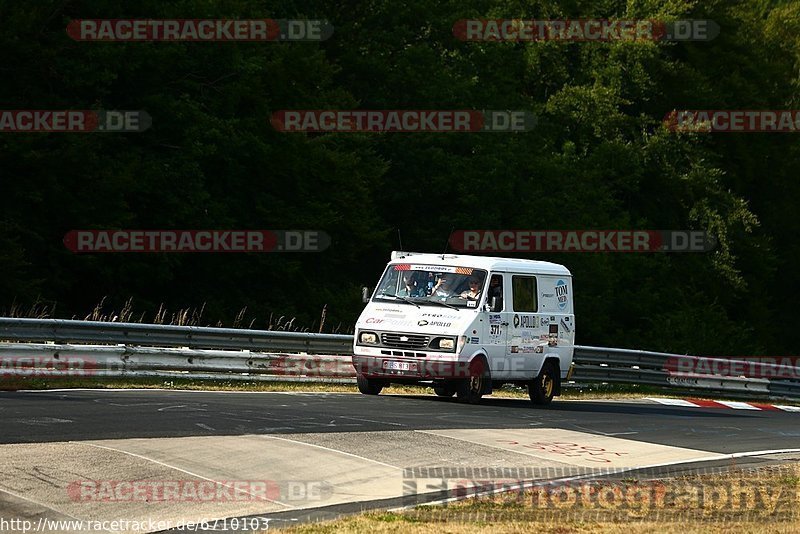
[[373, 264, 488, 309]]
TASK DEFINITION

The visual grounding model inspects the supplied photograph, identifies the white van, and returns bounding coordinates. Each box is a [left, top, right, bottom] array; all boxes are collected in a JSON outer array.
[[352, 251, 575, 404]]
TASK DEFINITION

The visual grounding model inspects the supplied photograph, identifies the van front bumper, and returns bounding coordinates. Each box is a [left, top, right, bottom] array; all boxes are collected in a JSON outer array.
[[352, 354, 470, 380]]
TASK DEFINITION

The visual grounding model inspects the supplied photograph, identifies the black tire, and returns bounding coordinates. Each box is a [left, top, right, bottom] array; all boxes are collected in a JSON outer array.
[[357, 374, 383, 395], [457, 358, 488, 404], [529, 362, 558, 406], [433, 383, 456, 397]]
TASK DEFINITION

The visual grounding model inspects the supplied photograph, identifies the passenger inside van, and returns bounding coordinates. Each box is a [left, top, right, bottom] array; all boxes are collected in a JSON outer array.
[[431, 274, 456, 297], [400, 273, 423, 297]]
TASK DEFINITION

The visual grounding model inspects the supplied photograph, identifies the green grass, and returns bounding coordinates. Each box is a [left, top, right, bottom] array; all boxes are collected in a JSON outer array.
[[2, 376, 796, 406], [0, 375, 665, 396]]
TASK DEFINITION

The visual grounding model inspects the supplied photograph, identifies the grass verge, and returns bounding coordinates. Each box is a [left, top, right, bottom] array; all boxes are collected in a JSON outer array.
[[0, 377, 709, 399], [1, 377, 797, 405]]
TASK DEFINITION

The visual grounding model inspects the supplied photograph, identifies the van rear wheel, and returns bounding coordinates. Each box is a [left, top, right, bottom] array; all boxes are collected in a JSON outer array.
[[529, 362, 558, 406], [357, 374, 384, 395]]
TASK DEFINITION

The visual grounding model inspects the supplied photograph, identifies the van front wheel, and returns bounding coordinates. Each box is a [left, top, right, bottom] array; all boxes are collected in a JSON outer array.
[[457, 358, 487, 404], [433, 382, 456, 397], [529, 363, 558, 406], [357, 374, 384, 395]]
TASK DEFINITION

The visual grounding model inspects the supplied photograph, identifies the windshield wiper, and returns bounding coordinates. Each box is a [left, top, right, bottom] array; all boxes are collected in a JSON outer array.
[[425, 299, 460, 311], [377, 294, 421, 308], [395, 296, 421, 308]]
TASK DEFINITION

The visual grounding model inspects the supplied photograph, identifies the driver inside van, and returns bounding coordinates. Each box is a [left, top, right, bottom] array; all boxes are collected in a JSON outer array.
[[459, 277, 483, 299]]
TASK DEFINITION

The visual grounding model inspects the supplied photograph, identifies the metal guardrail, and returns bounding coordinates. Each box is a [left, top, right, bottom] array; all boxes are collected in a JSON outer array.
[[572, 345, 798, 400], [0, 317, 353, 354], [0, 342, 357, 383], [0, 319, 798, 400]]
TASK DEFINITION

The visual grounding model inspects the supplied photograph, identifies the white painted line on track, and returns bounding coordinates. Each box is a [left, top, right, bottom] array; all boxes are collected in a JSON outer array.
[[722, 448, 800, 458], [0, 487, 96, 530], [413, 430, 576, 468], [11, 417, 73, 425], [258, 435, 402, 472], [716, 400, 761, 410], [774, 405, 800, 412], [570, 424, 638, 437], [646, 398, 700, 407], [75, 442, 293, 508], [646, 396, 800, 411], [339, 416, 406, 427]]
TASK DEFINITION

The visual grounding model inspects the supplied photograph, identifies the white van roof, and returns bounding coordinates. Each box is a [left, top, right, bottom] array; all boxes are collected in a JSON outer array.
[[389, 251, 571, 276]]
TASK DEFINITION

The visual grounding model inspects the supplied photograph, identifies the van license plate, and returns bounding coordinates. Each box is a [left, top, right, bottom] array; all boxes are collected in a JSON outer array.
[[384, 361, 412, 371]]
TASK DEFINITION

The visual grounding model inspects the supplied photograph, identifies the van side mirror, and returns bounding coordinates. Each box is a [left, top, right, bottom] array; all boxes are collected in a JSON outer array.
[[489, 296, 503, 312], [483, 303, 492, 312], [361, 287, 371, 303]]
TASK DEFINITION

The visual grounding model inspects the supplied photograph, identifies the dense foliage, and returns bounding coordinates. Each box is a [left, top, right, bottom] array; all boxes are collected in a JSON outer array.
[[1, 0, 798, 355]]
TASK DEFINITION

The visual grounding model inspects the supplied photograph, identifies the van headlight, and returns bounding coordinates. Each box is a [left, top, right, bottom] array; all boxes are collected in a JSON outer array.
[[359, 331, 378, 344], [438, 338, 455, 350], [430, 337, 457, 352]]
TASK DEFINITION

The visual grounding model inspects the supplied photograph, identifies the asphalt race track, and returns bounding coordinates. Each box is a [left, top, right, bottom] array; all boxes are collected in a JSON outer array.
[[1, 389, 799, 533]]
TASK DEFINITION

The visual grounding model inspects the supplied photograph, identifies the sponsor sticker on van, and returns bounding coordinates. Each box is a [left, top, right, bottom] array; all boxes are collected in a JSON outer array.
[[556, 279, 569, 310]]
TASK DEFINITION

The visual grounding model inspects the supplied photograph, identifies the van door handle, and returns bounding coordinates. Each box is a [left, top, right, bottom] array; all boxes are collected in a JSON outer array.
[[501, 322, 509, 326]]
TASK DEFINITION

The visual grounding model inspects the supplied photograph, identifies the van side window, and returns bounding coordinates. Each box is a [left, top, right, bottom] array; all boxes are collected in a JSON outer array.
[[512, 276, 538, 312], [487, 274, 503, 311]]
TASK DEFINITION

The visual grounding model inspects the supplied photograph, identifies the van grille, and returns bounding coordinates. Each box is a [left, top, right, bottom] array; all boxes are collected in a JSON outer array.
[[381, 333, 430, 349]]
